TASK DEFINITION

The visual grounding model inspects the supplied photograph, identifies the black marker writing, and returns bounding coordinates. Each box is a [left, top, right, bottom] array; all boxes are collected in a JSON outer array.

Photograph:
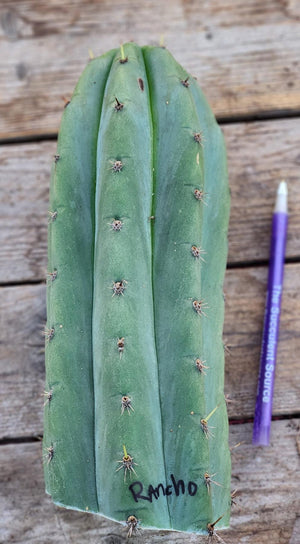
[[128, 474, 199, 503]]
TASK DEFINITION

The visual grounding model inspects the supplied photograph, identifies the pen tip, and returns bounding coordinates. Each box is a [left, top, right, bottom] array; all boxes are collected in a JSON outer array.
[[277, 180, 288, 196], [275, 181, 288, 213]]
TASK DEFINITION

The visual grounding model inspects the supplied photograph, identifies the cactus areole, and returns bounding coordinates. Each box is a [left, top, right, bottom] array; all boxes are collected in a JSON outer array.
[[44, 43, 231, 535]]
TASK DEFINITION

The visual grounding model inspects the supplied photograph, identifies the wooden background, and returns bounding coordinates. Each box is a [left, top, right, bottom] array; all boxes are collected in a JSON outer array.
[[1, 1, 300, 542]]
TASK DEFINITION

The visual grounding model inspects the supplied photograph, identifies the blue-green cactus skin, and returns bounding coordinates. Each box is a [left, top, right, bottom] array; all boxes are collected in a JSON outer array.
[[44, 43, 231, 535]]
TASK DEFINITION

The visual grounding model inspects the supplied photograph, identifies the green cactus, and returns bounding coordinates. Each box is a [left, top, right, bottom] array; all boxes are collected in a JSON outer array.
[[44, 42, 231, 535]]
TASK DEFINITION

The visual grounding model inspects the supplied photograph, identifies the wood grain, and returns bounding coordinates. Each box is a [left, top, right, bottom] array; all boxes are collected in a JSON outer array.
[[1, 420, 299, 543], [223, 264, 300, 421], [0, 142, 50, 284], [1, 117, 300, 284], [1, 264, 299, 440], [1, 2, 299, 542], [0, 284, 45, 440], [0, 0, 300, 139], [223, 118, 300, 265]]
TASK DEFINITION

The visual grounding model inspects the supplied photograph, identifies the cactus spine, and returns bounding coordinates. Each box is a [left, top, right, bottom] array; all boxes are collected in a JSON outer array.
[[44, 43, 231, 535]]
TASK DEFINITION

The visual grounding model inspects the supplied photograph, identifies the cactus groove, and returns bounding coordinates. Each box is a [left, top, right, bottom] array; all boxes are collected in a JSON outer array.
[[44, 42, 231, 534]]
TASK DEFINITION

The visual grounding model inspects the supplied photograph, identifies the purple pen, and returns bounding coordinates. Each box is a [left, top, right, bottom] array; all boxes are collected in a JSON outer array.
[[252, 181, 288, 446]]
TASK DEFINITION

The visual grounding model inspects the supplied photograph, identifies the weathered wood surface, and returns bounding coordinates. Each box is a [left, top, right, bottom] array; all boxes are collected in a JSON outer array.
[[1, 420, 299, 543], [1, 0, 300, 139], [1, 117, 300, 284], [1, 263, 299, 440], [1, 2, 300, 542]]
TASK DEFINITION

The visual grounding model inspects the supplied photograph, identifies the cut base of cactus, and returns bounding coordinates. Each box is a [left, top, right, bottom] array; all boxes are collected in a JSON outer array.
[[48, 492, 230, 535]]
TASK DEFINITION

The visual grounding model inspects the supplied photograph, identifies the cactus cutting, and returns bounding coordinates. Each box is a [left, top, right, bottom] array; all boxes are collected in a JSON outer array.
[[44, 42, 231, 534]]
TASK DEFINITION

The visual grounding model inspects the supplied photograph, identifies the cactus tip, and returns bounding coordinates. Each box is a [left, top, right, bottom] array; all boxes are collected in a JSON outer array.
[[119, 43, 128, 63], [159, 34, 165, 48]]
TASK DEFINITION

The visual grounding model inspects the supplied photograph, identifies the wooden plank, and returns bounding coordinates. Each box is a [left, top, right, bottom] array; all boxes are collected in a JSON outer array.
[[0, 284, 45, 440], [1, 264, 299, 439], [1, 117, 300, 283], [223, 118, 300, 265], [1, 420, 299, 543], [0, 142, 49, 284], [1, 0, 300, 139], [223, 264, 300, 421], [290, 517, 300, 544]]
